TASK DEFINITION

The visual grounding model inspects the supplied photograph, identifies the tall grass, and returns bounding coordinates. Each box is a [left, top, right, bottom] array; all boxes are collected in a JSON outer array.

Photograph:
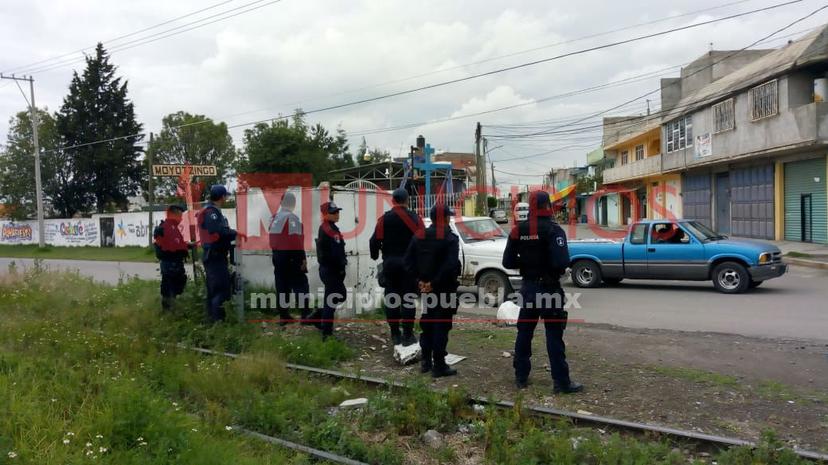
[[0, 269, 815, 465]]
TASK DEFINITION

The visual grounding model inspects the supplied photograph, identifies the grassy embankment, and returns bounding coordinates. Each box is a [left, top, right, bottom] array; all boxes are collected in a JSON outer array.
[[0, 268, 811, 465]]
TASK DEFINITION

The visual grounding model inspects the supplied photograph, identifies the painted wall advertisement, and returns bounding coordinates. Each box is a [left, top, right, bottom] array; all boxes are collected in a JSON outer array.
[[113, 213, 161, 247], [43, 219, 99, 247], [695, 133, 712, 158], [0, 221, 37, 244]]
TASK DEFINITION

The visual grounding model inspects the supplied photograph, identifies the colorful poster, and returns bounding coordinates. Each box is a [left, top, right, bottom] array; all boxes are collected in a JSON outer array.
[[0, 222, 37, 244], [112, 213, 161, 247], [43, 219, 99, 247]]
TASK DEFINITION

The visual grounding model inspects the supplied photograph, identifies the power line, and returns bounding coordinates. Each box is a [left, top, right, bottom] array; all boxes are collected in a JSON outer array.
[[21, 0, 283, 76], [40, 0, 804, 154], [1, 0, 237, 75], [503, 3, 828, 140], [215, 0, 763, 117]]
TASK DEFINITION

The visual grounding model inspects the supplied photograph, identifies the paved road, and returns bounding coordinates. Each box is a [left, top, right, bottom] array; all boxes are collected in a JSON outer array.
[[460, 264, 828, 342], [0, 257, 160, 284], [2, 256, 827, 342]]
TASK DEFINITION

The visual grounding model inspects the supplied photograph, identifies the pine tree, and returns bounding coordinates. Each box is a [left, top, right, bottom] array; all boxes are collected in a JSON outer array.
[[56, 43, 144, 214]]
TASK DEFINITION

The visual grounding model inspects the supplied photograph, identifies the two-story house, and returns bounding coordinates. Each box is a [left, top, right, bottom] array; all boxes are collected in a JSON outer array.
[[660, 26, 828, 243]]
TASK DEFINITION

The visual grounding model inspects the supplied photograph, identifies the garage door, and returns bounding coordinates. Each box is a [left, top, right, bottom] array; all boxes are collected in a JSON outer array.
[[731, 164, 774, 239], [785, 157, 827, 243], [682, 173, 711, 227]]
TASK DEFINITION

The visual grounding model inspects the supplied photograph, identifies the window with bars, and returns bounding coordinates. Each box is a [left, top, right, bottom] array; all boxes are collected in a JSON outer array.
[[749, 80, 778, 121], [665, 116, 693, 152], [621, 151, 629, 165], [635, 144, 644, 161], [713, 98, 735, 133]]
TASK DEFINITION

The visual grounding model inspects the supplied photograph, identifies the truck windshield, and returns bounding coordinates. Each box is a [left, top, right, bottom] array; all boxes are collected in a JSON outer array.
[[455, 219, 507, 243], [682, 221, 727, 242]]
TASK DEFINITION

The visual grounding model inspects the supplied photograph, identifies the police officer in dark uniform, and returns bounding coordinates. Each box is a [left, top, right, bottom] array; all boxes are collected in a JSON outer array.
[[316, 201, 347, 339], [269, 192, 310, 325], [198, 185, 243, 323], [404, 203, 461, 378], [502, 190, 583, 394], [153, 204, 190, 311], [370, 188, 423, 346]]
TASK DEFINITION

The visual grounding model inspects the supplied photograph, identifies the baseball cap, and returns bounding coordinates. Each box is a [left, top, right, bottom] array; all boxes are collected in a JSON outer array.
[[209, 185, 228, 199], [167, 204, 187, 213], [321, 201, 343, 214], [429, 203, 455, 221], [530, 190, 551, 209], [392, 188, 409, 203]]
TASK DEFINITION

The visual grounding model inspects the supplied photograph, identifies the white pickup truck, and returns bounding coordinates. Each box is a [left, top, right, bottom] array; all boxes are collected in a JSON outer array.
[[425, 216, 520, 302]]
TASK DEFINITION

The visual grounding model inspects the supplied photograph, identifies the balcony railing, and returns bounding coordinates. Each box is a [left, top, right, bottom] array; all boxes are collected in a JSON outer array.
[[603, 154, 662, 183]]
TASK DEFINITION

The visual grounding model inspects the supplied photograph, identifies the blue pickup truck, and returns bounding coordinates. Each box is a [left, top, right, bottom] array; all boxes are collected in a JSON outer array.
[[568, 219, 787, 293]]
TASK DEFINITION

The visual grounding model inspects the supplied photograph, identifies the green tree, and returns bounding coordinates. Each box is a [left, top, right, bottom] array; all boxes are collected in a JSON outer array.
[[240, 110, 350, 183], [147, 111, 237, 199], [56, 43, 144, 214], [0, 108, 71, 219]]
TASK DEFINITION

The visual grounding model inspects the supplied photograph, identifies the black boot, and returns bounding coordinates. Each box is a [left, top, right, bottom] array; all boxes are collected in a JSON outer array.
[[515, 378, 530, 390], [553, 381, 584, 394], [420, 348, 432, 373], [390, 329, 402, 346], [420, 358, 433, 373], [431, 363, 457, 378], [401, 329, 418, 346]]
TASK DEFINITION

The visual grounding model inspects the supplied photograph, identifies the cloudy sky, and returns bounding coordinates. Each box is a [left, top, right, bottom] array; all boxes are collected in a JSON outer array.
[[1, 0, 826, 189]]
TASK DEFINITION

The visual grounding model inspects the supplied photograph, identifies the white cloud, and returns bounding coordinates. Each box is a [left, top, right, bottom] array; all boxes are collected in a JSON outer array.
[[1, 0, 826, 189]]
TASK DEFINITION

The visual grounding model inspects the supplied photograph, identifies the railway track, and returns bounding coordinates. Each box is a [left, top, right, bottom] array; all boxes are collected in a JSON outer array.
[[183, 345, 828, 463]]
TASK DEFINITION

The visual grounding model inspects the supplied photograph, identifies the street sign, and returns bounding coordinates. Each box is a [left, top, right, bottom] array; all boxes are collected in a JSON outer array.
[[152, 164, 217, 177]]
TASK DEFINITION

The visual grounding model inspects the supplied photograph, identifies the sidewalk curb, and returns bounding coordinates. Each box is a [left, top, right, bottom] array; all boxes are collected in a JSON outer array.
[[785, 258, 828, 270]]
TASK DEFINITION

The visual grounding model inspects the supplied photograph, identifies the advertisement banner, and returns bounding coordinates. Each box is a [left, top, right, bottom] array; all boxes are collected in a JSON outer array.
[[113, 213, 162, 247], [44, 219, 99, 247], [695, 133, 712, 158], [0, 221, 37, 245]]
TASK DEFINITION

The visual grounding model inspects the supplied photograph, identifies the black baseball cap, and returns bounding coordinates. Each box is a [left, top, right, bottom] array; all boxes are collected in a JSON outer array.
[[167, 204, 187, 213], [321, 201, 343, 214], [392, 188, 409, 203]]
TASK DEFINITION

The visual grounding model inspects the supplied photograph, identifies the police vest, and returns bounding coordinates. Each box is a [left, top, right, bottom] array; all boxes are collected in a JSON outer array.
[[515, 218, 560, 280], [417, 225, 460, 288]]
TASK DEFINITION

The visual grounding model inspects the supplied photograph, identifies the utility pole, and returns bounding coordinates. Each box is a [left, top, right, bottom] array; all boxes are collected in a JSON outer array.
[[147, 132, 154, 247], [490, 161, 496, 194], [474, 122, 484, 215], [1, 74, 45, 247]]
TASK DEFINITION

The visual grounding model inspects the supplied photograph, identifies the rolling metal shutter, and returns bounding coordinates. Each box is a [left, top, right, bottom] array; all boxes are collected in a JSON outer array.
[[784, 157, 827, 243], [730, 164, 774, 239], [682, 173, 712, 227]]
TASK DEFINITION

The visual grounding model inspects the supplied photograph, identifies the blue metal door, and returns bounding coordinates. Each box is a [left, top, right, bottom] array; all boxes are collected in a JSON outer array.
[[715, 173, 731, 234]]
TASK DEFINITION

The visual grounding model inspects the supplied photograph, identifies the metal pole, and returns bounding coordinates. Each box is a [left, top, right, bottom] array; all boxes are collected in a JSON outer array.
[[28, 78, 45, 248], [147, 133, 154, 247]]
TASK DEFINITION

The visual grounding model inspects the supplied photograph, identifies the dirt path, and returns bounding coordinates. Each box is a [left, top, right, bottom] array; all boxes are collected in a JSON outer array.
[[306, 316, 828, 453]]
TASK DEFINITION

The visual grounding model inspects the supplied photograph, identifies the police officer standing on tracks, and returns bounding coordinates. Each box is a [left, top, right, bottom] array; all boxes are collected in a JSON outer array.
[[369, 188, 423, 346], [502, 191, 583, 394], [153, 204, 191, 311], [198, 185, 245, 323], [405, 203, 461, 378], [269, 192, 310, 326], [316, 201, 347, 339]]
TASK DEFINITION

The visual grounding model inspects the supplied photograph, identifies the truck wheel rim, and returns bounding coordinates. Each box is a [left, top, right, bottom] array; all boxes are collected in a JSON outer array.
[[717, 269, 741, 290], [577, 267, 593, 284]]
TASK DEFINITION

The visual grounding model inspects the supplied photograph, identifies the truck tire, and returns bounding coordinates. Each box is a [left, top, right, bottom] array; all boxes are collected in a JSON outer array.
[[571, 260, 602, 288], [477, 270, 513, 307], [712, 261, 750, 294]]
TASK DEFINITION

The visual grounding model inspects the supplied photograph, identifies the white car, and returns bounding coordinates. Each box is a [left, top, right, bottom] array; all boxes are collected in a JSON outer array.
[[424, 216, 520, 304], [514, 202, 529, 221]]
